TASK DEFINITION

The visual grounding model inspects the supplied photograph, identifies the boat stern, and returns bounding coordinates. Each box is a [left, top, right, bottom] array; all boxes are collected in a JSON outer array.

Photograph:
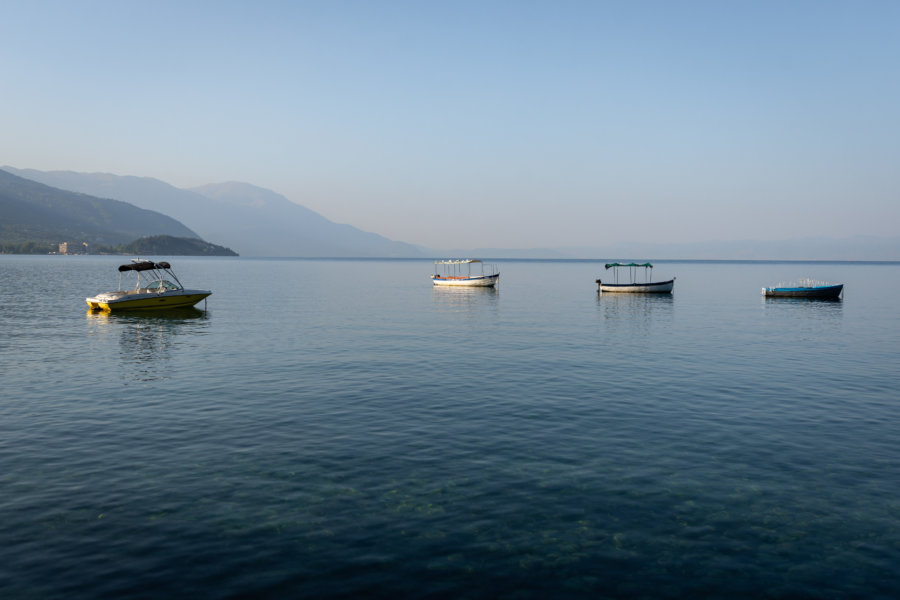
[[86, 290, 127, 311], [86, 295, 110, 311]]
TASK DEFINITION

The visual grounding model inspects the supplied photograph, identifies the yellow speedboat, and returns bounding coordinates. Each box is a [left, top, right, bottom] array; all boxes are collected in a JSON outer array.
[[86, 259, 211, 311]]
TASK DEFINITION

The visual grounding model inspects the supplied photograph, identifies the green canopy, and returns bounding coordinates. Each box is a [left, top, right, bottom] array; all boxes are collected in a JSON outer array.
[[605, 262, 653, 269]]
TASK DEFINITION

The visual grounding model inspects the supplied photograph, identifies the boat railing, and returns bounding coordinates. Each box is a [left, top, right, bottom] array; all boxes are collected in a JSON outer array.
[[771, 279, 833, 289], [433, 259, 499, 278]]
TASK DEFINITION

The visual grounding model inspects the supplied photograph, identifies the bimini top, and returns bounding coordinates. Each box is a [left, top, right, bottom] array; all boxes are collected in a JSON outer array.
[[118, 260, 171, 272], [605, 262, 652, 269], [434, 259, 482, 265]]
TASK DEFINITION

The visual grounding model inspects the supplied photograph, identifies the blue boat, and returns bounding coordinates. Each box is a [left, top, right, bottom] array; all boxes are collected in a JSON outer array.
[[763, 280, 843, 299]]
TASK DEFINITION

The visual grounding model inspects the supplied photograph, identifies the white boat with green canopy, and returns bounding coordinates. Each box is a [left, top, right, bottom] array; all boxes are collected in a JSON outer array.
[[596, 262, 675, 293]]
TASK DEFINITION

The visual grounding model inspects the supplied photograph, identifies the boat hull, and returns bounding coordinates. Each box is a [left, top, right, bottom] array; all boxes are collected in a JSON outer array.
[[432, 274, 499, 287], [86, 290, 211, 311], [596, 279, 675, 293], [763, 284, 843, 299]]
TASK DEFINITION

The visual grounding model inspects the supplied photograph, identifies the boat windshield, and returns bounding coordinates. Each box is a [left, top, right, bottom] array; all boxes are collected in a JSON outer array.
[[145, 280, 180, 291]]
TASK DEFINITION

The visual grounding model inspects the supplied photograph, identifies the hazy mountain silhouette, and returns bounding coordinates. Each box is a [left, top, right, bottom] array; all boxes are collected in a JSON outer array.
[[0, 168, 198, 246], [4, 167, 422, 257], [440, 237, 900, 261], [551, 237, 900, 261], [7, 167, 897, 261], [190, 181, 422, 257]]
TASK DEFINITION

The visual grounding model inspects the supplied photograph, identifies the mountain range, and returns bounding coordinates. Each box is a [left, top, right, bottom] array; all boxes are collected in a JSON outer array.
[[0, 168, 198, 247], [451, 237, 900, 261], [3, 166, 898, 260], [3, 167, 421, 257]]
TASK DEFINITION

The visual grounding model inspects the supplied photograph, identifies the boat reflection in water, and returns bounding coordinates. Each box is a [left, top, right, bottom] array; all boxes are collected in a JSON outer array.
[[431, 284, 499, 314], [761, 291, 844, 333], [596, 292, 674, 336], [86, 307, 208, 322], [86, 307, 209, 382]]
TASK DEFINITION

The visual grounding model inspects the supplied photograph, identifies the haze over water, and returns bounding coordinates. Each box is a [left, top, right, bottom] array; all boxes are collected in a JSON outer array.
[[2, 256, 898, 598]]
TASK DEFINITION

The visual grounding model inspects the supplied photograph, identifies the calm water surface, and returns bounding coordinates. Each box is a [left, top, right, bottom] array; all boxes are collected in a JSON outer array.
[[1, 256, 899, 598]]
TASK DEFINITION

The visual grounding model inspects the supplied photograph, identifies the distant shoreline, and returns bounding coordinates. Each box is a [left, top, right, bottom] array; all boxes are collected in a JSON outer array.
[[4, 254, 898, 265]]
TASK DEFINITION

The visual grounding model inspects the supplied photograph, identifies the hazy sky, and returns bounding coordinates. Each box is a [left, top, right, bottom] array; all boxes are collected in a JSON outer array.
[[2, 1, 898, 249]]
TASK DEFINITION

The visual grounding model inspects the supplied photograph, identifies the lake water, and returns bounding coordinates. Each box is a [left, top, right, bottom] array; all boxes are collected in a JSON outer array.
[[1, 255, 899, 598]]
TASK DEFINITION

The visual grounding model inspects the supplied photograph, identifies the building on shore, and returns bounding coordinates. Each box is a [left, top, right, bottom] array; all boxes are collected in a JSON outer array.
[[58, 241, 90, 254]]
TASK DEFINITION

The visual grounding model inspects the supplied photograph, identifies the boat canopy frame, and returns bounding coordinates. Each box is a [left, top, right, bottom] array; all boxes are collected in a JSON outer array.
[[433, 259, 498, 278], [434, 259, 483, 265], [603, 262, 654, 285], [115, 259, 184, 291]]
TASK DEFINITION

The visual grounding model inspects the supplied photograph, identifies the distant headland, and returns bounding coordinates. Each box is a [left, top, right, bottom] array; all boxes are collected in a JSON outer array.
[[54, 235, 238, 257]]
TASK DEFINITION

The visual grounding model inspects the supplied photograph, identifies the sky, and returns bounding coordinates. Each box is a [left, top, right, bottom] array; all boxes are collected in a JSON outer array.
[[2, 0, 899, 250]]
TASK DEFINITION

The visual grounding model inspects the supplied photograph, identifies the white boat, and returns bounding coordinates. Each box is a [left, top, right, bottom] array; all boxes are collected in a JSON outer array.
[[86, 259, 211, 311], [596, 262, 675, 293], [431, 259, 499, 287]]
